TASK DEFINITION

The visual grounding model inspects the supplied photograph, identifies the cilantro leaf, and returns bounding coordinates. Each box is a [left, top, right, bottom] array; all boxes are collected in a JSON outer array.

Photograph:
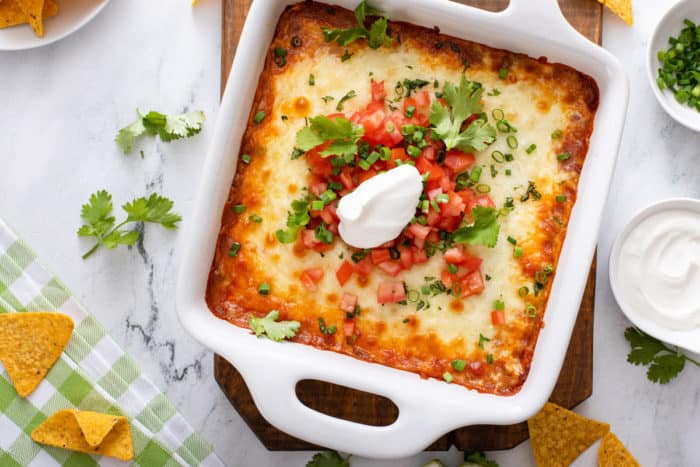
[[249, 311, 300, 341], [276, 196, 311, 244], [464, 451, 499, 467], [122, 194, 182, 229], [306, 451, 351, 467], [647, 353, 685, 384], [295, 115, 363, 157], [452, 206, 500, 247], [77, 190, 181, 259], [321, 0, 391, 50], [429, 76, 496, 153], [116, 109, 205, 154], [624, 327, 700, 384]]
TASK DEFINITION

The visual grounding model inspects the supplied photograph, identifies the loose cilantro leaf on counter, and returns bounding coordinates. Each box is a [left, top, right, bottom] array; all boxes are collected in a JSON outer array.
[[306, 450, 352, 467], [295, 115, 364, 157], [452, 206, 500, 247], [249, 311, 300, 341], [464, 451, 499, 467], [321, 0, 392, 50], [625, 327, 700, 384], [116, 109, 205, 154], [77, 190, 181, 259], [429, 76, 496, 153]]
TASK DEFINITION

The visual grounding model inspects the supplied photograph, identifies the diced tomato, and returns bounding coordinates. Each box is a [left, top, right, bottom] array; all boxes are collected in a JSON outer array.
[[462, 270, 485, 297], [309, 174, 328, 197], [412, 247, 428, 264], [300, 268, 323, 291], [421, 146, 436, 161], [461, 254, 483, 273], [408, 223, 431, 240], [371, 80, 387, 102], [319, 205, 338, 225], [343, 319, 356, 337], [440, 270, 453, 288], [437, 216, 461, 231], [357, 108, 403, 147], [370, 248, 391, 264], [355, 257, 373, 276], [416, 157, 443, 181], [336, 260, 354, 286], [413, 90, 431, 110], [311, 242, 335, 253], [377, 260, 402, 276], [398, 246, 413, 269], [439, 174, 455, 192], [302, 229, 319, 248], [427, 188, 443, 201], [340, 292, 358, 312], [426, 230, 440, 243], [491, 310, 506, 325], [426, 210, 441, 226], [468, 360, 485, 376], [467, 194, 496, 213], [358, 168, 378, 184], [389, 147, 408, 167], [377, 281, 406, 304], [441, 191, 465, 217], [339, 168, 355, 190], [305, 144, 333, 176], [444, 246, 466, 264], [444, 150, 476, 173]]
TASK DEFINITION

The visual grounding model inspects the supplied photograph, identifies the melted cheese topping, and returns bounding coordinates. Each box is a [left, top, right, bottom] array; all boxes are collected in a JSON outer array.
[[207, 2, 598, 395]]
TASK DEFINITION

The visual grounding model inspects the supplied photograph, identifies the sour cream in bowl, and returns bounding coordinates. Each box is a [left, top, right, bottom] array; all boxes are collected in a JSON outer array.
[[609, 198, 700, 353]]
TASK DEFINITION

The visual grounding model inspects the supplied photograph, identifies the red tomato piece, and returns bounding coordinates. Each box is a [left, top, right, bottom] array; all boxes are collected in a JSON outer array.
[[355, 257, 373, 276], [440, 270, 453, 288], [408, 223, 431, 240], [468, 360, 485, 376], [339, 169, 355, 190], [377, 260, 402, 276], [377, 281, 406, 304], [398, 246, 413, 269], [336, 260, 354, 286], [302, 229, 319, 248], [443, 246, 465, 264], [462, 270, 485, 297], [491, 310, 506, 325], [467, 194, 496, 214], [444, 150, 476, 173], [412, 247, 428, 264], [441, 192, 466, 217], [343, 319, 356, 337], [461, 254, 483, 273], [304, 267, 324, 282], [371, 80, 387, 102], [340, 292, 358, 313], [358, 168, 378, 184], [371, 248, 391, 264], [300, 272, 317, 291]]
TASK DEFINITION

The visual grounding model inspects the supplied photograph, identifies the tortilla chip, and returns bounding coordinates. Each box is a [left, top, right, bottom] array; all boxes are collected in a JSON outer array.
[[598, 0, 633, 25], [16, 0, 44, 36], [0, 0, 57, 31], [31, 410, 134, 461], [528, 402, 610, 467], [0, 312, 73, 398], [598, 432, 640, 467]]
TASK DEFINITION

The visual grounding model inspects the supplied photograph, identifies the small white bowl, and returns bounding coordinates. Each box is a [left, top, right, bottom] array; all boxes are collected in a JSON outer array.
[[647, 0, 700, 132], [609, 198, 700, 354], [0, 0, 110, 51]]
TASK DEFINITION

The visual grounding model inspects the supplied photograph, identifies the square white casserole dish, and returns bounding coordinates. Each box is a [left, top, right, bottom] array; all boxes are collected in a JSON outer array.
[[176, 0, 628, 458]]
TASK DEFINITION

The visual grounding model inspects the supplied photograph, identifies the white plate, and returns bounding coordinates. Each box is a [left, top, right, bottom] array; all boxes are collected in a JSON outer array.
[[0, 0, 110, 51], [609, 198, 700, 354], [176, 0, 629, 458], [646, 0, 700, 132]]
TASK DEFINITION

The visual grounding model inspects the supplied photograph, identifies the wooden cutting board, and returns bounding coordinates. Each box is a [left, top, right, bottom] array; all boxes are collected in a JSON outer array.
[[215, 0, 601, 451]]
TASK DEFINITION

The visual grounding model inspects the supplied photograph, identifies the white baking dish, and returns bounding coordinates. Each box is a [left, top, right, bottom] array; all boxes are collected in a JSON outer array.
[[176, 0, 628, 458]]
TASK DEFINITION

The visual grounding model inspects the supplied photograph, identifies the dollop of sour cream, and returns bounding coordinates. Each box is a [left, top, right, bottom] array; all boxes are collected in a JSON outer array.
[[336, 164, 423, 249], [615, 208, 700, 330]]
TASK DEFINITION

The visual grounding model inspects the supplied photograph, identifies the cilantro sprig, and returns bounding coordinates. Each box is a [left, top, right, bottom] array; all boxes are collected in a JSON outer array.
[[625, 327, 700, 384], [463, 451, 499, 467], [295, 115, 364, 158], [77, 190, 181, 259], [452, 206, 500, 247], [429, 76, 496, 153], [116, 109, 205, 154], [276, 196, 311, 244], [306, 451, 351, 467], [321, 0, 392, 50], [249, 311, 300, 342]]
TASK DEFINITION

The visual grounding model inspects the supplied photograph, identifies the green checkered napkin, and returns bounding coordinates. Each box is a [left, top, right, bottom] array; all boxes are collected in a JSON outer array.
[[0, 218, 224, 467]]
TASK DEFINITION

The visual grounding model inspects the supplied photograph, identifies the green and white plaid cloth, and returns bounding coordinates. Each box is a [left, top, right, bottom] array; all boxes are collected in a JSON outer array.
[[0, 218, 224, 467]]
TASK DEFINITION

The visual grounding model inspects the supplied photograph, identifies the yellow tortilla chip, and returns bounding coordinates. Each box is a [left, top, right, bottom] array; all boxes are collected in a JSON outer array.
[[598, 432, 640, 467], [16, 0, 44, 36], [0, 0, 57, 30], [0, 312, 73, 397], [31, 410, 134, 461], [598, 0, 633, 25], [528, 402, 610, 467]]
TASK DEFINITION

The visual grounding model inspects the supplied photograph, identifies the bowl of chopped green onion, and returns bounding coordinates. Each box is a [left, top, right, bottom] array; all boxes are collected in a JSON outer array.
[[648, 0, 700, 131]]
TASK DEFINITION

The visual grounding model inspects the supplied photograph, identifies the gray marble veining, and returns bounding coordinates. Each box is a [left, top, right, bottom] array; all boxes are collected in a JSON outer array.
[[0, 0, 698, 465]]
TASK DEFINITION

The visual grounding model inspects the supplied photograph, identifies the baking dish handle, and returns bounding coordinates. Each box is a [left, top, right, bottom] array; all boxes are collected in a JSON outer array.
[[236, 353, 461, 458], [498, 0, 595, 46]]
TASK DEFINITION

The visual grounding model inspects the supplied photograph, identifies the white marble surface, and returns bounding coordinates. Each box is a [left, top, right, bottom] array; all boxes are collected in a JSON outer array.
[[1, 0, 698, 466]]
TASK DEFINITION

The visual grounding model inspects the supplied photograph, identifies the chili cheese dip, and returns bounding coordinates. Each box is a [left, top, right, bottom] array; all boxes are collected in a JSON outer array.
[[206, 0, 598, 395]]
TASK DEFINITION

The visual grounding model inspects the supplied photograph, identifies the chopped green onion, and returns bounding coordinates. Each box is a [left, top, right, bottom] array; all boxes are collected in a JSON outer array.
[[526, 304, 538, 318], [518, 286, 529, 297], [556, 195, 567, 203], [496, 120, 511, 132], [493, 300, 505, 311], [249, 214, 262, 223], [505, 169, 512, 176], [405, 105, 416, 118], [435, 193, 449, 204], [443, 372, 453, 383], [507, 236, 517, 245], [506, 135, 518, 149], [504, 153, 514, 162], [491, 150, 505, 163], [514, 246, 523, 258], [229, 242, 241, 257], [241, 154, 251, 163], [551, 129, 563, 139], [487, 353, 494, 364], [526, 143, 537, 154], [233, 204, 246, 214], [309, 74, 315, 86], [557, 152, 571, 161], [476, 184, 491, 193], [407, 289, 420, 302], [447, 264, 458, 274], [253, 111, 265, 124], [407, 145, 421, 158], [491, 109, 505, 120], [498, 68, 509, 79], [470, 165, 482, 182], [451, 359, 466, 372], [258, 283, 270, 295], [311, 200, 324, 211]]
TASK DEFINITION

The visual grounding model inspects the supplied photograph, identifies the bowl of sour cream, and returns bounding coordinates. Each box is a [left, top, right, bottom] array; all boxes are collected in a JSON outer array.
[[609, 198, 700, 353]]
